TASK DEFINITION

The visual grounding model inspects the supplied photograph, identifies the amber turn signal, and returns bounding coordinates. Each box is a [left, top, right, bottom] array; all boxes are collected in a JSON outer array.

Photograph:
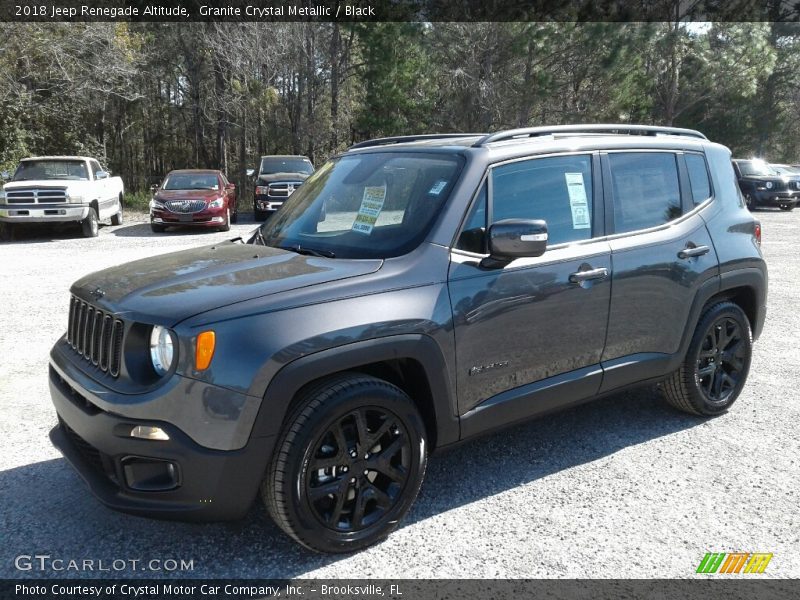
[[195, 331, 216, 371]]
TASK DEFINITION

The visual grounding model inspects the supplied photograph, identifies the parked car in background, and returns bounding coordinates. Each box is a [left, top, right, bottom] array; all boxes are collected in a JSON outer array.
[[49, 125, 766, 553], [732, 158, 799, 211], [0, 156, 124, 237], [253, 155, 314, 221], [150, 169, 237, 233]]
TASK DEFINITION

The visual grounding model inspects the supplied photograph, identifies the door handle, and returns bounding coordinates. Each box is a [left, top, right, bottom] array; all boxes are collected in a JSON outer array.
[[569, 267, 608, 284], [678, 245, 711, 259]]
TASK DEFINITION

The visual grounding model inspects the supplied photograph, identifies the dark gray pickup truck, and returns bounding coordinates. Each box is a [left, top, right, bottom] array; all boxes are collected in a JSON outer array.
[[49, 125, 766, 553]]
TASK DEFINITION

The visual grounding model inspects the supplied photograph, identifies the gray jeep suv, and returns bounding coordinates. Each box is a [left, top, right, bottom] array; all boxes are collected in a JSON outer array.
[[49, 125, 767, 553]]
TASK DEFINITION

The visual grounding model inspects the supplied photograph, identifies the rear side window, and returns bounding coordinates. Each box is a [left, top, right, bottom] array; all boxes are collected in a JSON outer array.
[[685, 153, 712, 205], [491, 154, 593, 246], [608, 152, 681, 234]]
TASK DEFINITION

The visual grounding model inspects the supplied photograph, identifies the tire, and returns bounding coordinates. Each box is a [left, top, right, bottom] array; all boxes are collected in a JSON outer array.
[[254, 208, 268, 222], [661, 301, 752, 416], [111, 196, 124, 225], [219, 208, 231, 232], [0, 223, 14, 242], [81, 207, 99, 238], [263, 373, 427, 553], [744, 194, 754, 210], [150, 223, 166, 233], [230, 209, 238, 224]]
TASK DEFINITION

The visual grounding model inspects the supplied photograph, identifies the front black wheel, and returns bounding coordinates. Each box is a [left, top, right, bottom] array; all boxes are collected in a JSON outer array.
[[263, 373, 427, 553], [81, 208, 99, 238], [744, 194, 754, 210], [661, 302, 752, 416], [254, 207, 267, 222]]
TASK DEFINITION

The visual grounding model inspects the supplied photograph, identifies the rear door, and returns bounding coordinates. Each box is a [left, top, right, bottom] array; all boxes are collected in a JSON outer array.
[[449, 152, 612, 418], [599, 150, 719, 391]]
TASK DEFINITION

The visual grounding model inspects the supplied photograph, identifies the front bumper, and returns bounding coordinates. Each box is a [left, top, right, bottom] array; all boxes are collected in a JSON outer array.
[[150, 205, 227, 227], [752, 190, 799, 207], [0, 203, 90, 223], [254, 195, 285, 212], [48, 346, 275, 521]]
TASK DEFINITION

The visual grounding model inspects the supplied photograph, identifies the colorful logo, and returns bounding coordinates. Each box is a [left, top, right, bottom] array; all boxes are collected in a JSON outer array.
[[697, 552, 773, 574]]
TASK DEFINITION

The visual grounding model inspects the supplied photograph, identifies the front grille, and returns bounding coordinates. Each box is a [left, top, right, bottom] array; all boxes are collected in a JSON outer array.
[[268, 181, 303, 198], [164, 199, 207, 213], [5, 187, 68, 204], [67, 296, 124, 377]]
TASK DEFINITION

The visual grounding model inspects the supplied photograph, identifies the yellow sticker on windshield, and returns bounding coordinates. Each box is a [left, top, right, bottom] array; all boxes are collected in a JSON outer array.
[[352, 185, 387, 235]]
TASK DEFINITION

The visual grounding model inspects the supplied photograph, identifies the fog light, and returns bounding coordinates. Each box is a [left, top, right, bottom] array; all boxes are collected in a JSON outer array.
[[122, 457, 180, 491], [130, 425, 170, 441]]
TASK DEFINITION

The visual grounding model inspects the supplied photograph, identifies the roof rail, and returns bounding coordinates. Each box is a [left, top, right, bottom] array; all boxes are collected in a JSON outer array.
[[473, 124, 707, 147], [348, 133, 486, 150]]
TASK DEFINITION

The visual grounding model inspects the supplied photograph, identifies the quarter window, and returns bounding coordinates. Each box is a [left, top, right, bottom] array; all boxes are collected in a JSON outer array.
[[491, 155, 593, 246], [685, 153, 712, 205], [608, 152, 681, 234]]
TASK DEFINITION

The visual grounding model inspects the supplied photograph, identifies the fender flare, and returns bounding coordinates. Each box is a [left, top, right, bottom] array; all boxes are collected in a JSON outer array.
[[248, 334, 460, 449]]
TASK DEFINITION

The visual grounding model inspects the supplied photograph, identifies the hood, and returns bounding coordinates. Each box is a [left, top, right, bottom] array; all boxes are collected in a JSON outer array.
[[72, 242, 382, 325], [257, 172, 311, 185], [155, 188, 222, 201], [3, 179, 89, 190]]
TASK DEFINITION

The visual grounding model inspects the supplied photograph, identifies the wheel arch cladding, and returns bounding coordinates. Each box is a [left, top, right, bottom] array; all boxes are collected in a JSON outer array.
[[249, 334, 460, 451]]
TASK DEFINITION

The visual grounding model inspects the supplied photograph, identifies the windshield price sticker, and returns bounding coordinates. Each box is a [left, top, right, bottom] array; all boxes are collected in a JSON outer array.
[[352, 185, 387, 235], [565, 172, 591, 230]]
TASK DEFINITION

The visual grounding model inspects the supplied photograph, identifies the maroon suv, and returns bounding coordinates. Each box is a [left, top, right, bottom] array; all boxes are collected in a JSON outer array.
[[150, 170, 237, 233]]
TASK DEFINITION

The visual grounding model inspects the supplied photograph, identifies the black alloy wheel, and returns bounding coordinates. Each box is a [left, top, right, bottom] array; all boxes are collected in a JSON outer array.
[[263, 373, 427, 553], [695, 316, 747, 405], [306, 406, 412, 533], [661, 301, 752, 416]]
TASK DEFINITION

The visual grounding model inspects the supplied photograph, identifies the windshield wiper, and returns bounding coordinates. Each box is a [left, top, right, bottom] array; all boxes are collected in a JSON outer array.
[[279, 244, 336, 258]]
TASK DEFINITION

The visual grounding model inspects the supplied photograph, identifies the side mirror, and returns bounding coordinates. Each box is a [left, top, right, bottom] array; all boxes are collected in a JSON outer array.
[[96, 170, 109, 180], [246, 169, 255, 177], [150, 184, 160, 193], [483, 219, 548, 268], [226, 182, 236, 190], [0, 171, 9, 181]]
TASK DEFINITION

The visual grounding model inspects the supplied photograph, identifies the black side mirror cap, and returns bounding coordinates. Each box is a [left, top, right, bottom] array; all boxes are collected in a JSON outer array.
[[481, 219, 548, 268]]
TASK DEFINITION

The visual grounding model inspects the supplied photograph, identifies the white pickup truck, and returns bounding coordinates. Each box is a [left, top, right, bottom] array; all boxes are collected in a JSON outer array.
[[0, 156, 124, 237]]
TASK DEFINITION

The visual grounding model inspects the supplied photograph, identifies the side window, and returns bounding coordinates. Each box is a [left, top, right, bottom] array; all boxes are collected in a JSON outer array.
[[491, 154, 593, 246], [608, 152, 681, 234], [90, 160, 102, 178], [685, 153, 712, 205], [455, 183, 487, 253]]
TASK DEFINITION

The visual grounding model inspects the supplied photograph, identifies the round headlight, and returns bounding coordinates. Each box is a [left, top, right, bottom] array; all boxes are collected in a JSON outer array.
[[149, 325, 175, 376], [766, 181, 774, 189]]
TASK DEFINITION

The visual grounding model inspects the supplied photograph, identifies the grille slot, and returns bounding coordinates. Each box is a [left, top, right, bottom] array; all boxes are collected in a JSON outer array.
[[5, 187, 68, 204], [165, 199, 207, 213], [66, 295, 124, 377]]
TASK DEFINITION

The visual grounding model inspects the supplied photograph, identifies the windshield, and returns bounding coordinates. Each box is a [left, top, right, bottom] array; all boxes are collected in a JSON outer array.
[[259, 157, 314, 175], [256, 152, 464, 259], [13, 160, 88, 181], [774, 165, 800, 176], [162, 173, 219, 190], [738, 160, 778, 177]]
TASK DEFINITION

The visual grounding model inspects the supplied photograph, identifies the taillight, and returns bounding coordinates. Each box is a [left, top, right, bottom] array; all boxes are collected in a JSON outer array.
[[754, 221, 762, 246]]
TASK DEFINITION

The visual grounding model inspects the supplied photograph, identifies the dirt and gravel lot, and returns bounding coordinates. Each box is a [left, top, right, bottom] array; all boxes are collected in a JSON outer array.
[[0, 209, 798, 579]]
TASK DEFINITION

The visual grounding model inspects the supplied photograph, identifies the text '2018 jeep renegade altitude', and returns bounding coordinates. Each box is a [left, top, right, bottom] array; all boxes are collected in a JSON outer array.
[[49, 125, 767, 553]]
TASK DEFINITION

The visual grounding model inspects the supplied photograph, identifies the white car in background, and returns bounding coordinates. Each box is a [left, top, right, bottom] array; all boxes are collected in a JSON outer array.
[[0, 156, 124, 237]]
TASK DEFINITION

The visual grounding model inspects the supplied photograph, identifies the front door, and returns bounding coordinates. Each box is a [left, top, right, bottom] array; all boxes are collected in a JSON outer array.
[[449, 153, 612, 421]]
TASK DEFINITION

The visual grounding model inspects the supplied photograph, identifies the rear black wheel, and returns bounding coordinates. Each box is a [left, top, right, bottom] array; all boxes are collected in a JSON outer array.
[[744, 194, 754, 210], [263, 373, 427, 553], [661, 302, 752, 416], [111, 195, 124, 225]]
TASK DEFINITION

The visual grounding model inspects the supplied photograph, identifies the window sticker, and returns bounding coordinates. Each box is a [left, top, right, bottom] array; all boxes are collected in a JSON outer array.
[[565, 172, 591, 230], [351, 185, 387, 235], [428, 180, 448, 195]]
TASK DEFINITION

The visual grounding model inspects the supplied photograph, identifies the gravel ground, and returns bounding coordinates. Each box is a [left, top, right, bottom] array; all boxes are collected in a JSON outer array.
[[0, 209, 798, 579]]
